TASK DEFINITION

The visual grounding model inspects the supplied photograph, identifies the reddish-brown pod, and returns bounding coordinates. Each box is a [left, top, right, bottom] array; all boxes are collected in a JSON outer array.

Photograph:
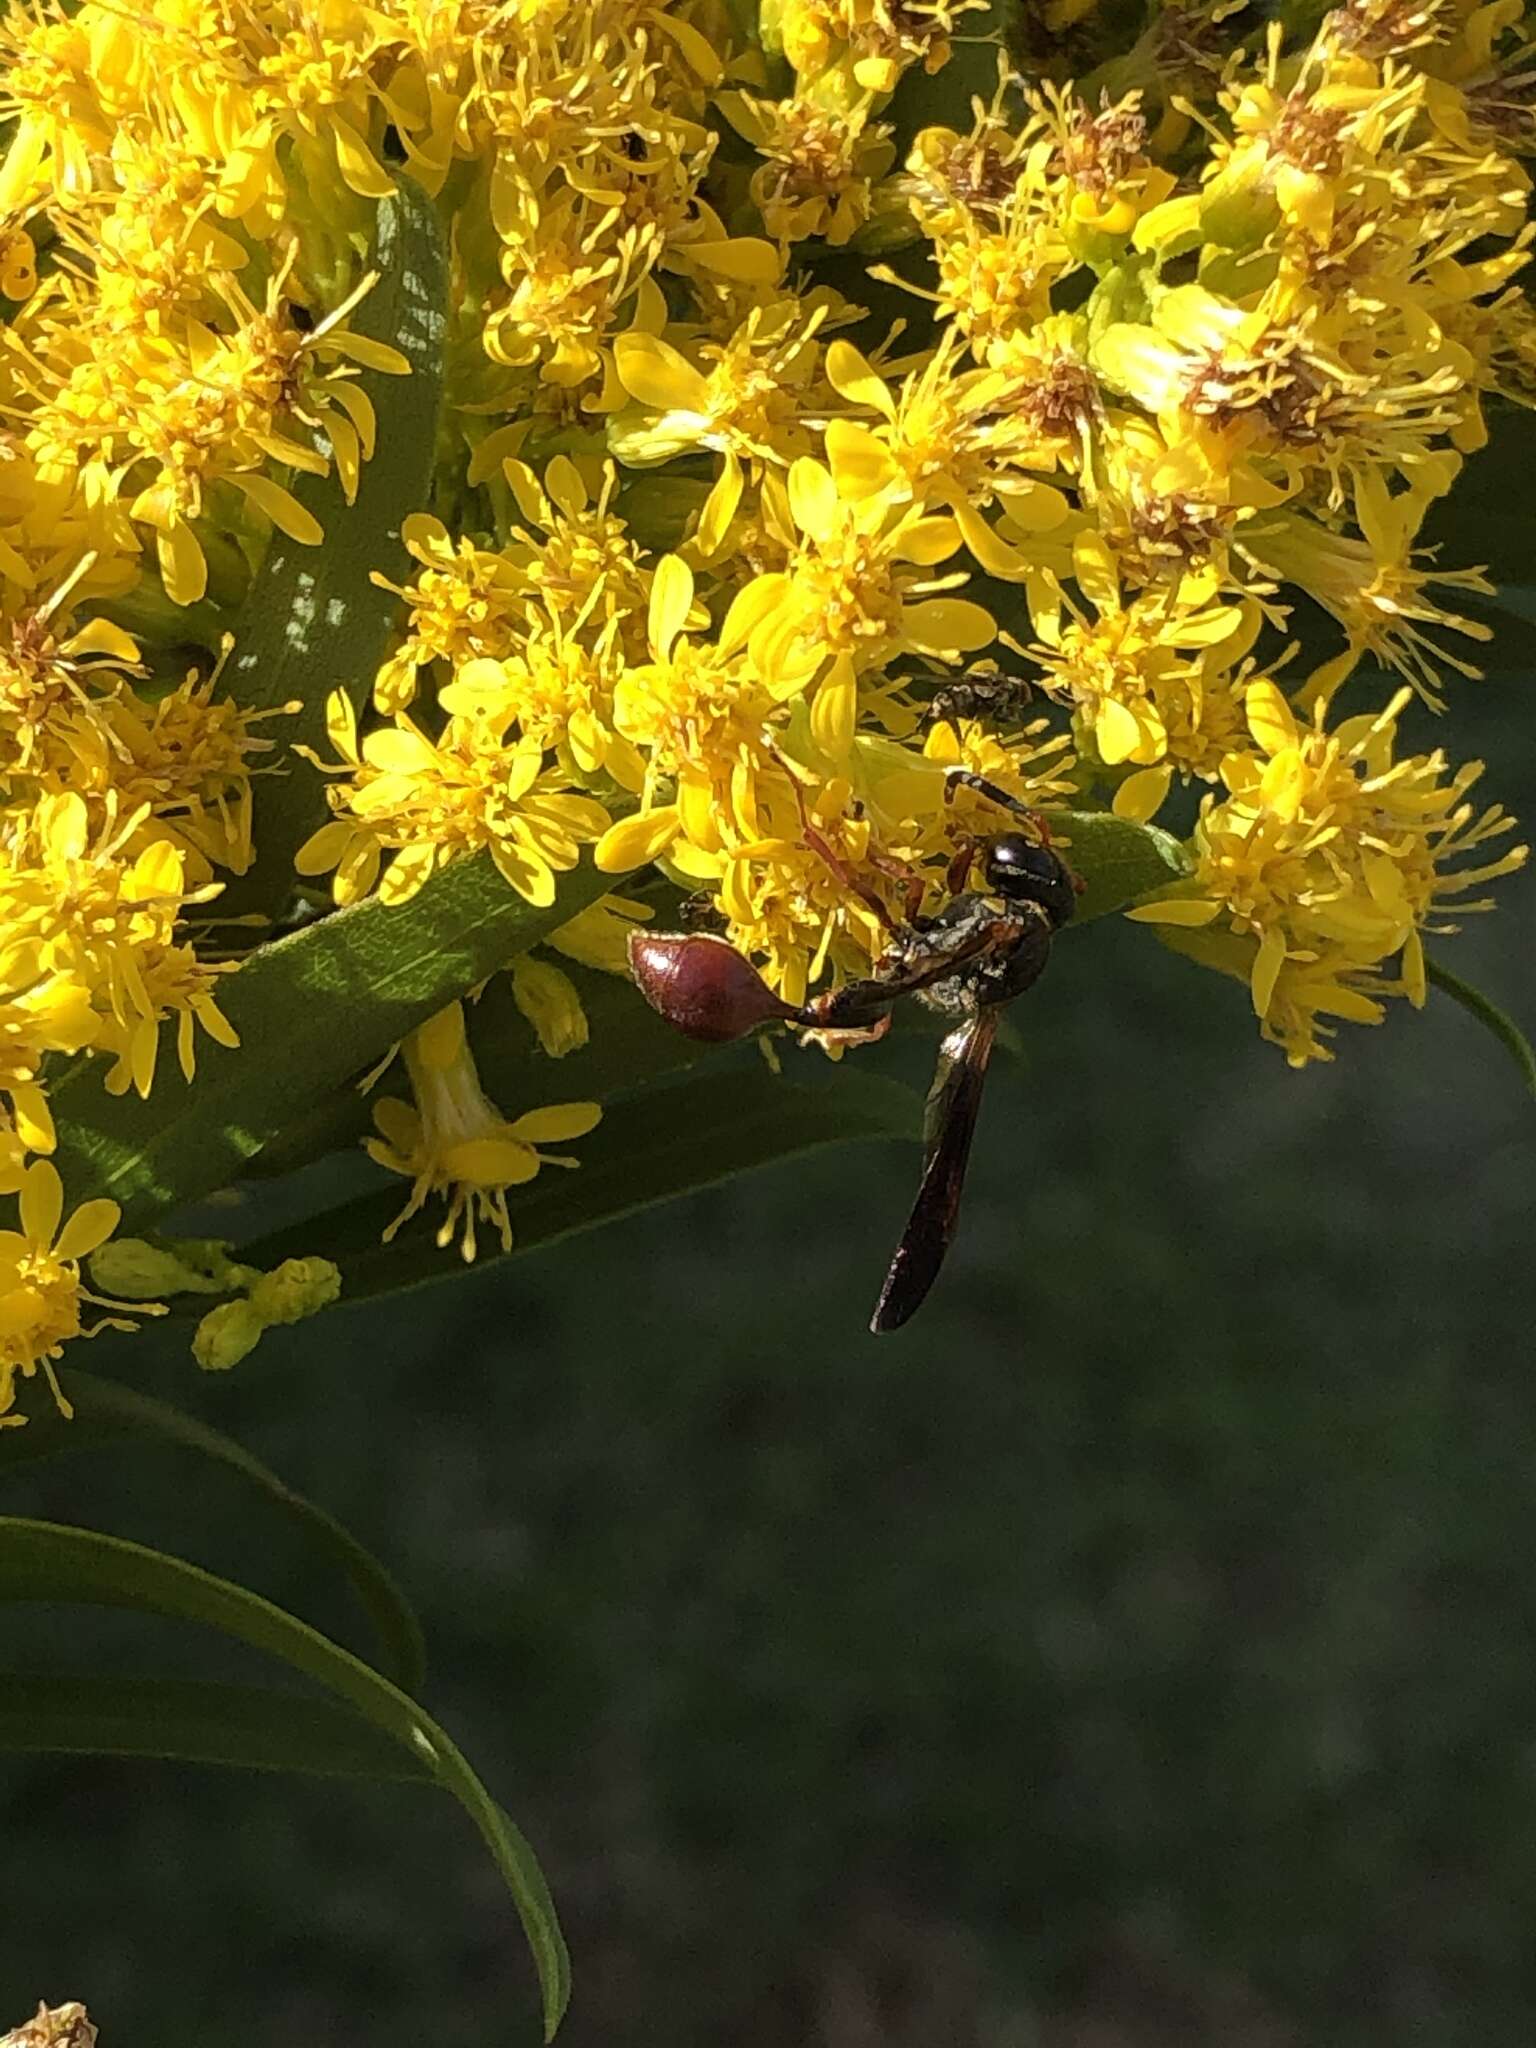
[[627, 931, 802, 1042]]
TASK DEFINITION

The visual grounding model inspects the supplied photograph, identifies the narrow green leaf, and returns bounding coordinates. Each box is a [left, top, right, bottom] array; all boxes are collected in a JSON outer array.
[[0, 1518, 570, 2041], [0, 1370, 426, 1694], [0, 1674, 430, 1782], [233, 1062, 918, 1307], [1047, 809, 1193, 924], [220, 178, 448, 922], [1426, 954, 1536, 1103], [49, 851, 616, 1228]]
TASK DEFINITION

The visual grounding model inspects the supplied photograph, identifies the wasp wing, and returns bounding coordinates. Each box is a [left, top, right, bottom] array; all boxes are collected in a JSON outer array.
[[869, 1007, 1000, 1334]]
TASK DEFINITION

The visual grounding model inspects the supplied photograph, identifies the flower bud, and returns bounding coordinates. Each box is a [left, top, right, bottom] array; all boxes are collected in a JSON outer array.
[[193, 1298, 267, 1373], [247, 1256, 342, 1326], [89, 1237, 236, 1300]]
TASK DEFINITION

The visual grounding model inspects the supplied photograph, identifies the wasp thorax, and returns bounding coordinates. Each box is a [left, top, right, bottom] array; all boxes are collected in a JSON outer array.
[[627, 931, 801, 1042]]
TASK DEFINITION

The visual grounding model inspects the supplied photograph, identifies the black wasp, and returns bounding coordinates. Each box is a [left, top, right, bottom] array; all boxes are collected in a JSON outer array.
[[627, 769, 1081, 1333]]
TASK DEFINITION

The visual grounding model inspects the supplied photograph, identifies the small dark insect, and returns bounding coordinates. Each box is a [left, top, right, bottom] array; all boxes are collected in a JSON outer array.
[[677, 889, 727, 933], [628, 770, 1081, 1333], [620, 129, 648, 161], [914, 660, 1038, 732]]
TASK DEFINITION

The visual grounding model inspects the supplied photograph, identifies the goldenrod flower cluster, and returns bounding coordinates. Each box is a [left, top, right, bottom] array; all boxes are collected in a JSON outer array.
[[0, 0, 1530, 1413]]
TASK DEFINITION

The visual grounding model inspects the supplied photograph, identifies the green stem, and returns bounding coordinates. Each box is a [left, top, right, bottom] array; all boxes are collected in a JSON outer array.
[[1426, 955, 1536, 1103]]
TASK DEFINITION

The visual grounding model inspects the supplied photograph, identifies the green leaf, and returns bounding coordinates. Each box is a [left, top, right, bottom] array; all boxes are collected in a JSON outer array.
[[1046, 809, 1193, 924], [49, 851, 616, 1229], [0, 1674, 430, 1782], [0, 1517, 570, 2041], [219, 178, 449, 922], [233, 1062, 918, 1307], [1426, 954, 1536, 1103], [0, 1369, 426, 1694]]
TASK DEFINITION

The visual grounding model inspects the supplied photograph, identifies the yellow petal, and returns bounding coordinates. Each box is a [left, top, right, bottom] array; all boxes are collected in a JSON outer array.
[[902, 599, 996, 655], [953, 501, 1029, 580], [719, 574, 791, 659], [55, 1198, 121, 1263], [646, 9, 723, 80], [325, 687, 358, 760], [788, 457, 838, 545], [648, 553, 695, 659], [595, 807, 680, 872], [65, 617, 140, 663], [231, 472, 323, 546], [1072, 530, 1120, 613], [1125, 897, 1222, 925], [11, 1084, 53, 1154], [1402, 926, 1427, 1008], [363, 727, 437, 774], [508, 1102, 602, 1143], [19, 1159, 61, 1249], [491, 840, 555, 905], [296, 819, 354, 876], [446, 1136, 541, 1188], [613, 331, 710, 412], [1096, 696, 1150, 767], [377, 842, 436, 904], [811, 657, 858, 759], [157, 521, 207, 607], [823, 341, 896, 419], [1251, 925, 1287, 1020], [825, 419, 900, 502], [333, 119, 396, 199], [895, 517, 962, 567], [696, 450, 743, 557], [1112, 764, 1172, 823], [683, 237, 781, 283]]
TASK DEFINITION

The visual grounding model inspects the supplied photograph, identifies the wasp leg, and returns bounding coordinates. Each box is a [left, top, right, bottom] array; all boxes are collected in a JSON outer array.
[[942, 767, 1054, 844], [945, 834, 975, 898]]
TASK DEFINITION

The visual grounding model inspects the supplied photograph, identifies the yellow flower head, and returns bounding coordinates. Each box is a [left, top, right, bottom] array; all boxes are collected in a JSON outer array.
[[718, 88, 896, 246], [0, 1159, 145, 1428], [1132, 678, 1528, 1060], [366, 998, 601, 1260], [296, 689, 611, 907], [1029, 534, 1258, 776]]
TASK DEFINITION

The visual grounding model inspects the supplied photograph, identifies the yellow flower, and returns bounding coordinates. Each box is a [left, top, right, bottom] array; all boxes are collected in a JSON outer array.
[[819, 330, 1076, 560], [1130, 678, 1527, 1060], [1027, 534, 1257, 775], [0, 976, 98, 1160], [0, 1159, 149, 1428], [1091, 284, 1464, 518], [368, 513, 529, 714], [0, 559, 143, 775], [609, 299, 831, 477], [0, 793, 236, 1097], [1246, 487, 1494, 705], [365, 999, 601, 1260], [296, 690, 610, 907], [717, 88, 896, 245], [748, 459, 997, 690], [775, 0, 983, 95], [44, 658, 287, 882]]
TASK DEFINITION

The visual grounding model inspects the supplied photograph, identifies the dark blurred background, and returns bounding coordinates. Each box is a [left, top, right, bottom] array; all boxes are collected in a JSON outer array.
[[4, 446, 1536, 2047]]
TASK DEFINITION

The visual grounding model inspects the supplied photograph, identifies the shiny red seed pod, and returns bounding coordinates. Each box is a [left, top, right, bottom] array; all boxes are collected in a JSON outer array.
[[627, 931, 803, 1042]]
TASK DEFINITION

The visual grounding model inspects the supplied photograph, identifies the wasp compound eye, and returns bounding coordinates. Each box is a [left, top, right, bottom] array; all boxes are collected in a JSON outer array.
[[627, 931, 802, 1042]]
